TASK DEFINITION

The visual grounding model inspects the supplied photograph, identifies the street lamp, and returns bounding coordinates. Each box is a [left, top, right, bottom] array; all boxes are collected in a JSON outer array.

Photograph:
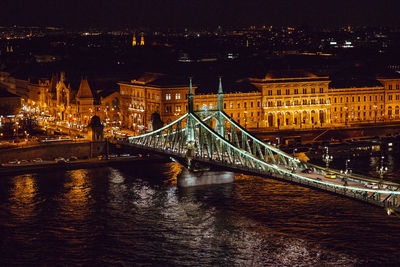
[[376, 156, 388, 180], [345, 159, 351, 174], [322, 146, 333, 169]]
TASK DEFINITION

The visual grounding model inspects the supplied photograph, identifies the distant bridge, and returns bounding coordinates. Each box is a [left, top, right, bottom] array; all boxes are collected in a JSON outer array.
[[118, 78, 400, 213]]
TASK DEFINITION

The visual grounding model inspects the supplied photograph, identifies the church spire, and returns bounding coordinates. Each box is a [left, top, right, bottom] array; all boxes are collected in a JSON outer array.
[[132, 34, 137, 46], [140, 33, 145, 46]]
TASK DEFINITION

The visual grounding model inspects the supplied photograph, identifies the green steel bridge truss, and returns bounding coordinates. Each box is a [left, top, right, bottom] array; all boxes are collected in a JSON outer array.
[[126, 79, 400, 211]]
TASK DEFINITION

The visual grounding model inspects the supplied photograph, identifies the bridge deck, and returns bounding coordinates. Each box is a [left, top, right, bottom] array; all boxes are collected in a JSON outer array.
[[119, 141, 400, 212]]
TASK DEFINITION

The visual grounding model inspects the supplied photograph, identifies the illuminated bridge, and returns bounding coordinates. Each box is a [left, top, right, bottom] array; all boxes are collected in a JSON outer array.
[[118, 78, 400, 213]]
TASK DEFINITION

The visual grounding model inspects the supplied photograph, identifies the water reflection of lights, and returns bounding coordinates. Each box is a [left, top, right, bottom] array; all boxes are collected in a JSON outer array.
[[163, 162, 183, 186], [9, 174, 37, 222], [61, 169, 91, 218]]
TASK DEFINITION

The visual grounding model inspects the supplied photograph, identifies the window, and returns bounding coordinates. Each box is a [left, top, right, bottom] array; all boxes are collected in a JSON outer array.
[[285, 89, 290, 95], [165, 105, 172, 113], [224, 103, 227, 109], [237, 103, 240, 108], [230, 102, 233, 108], [319, 88, 323, 93], [396, 84, 399, 90], [396, 95, 400, 101], [294, 89, 299, 94], [176, 105, 181, 112], [175, 93, 181, 100], [311, 88, 315, 94], [251, 102, 254, 108], [277, 89, 281, 95], [389, 95, 393, 100], [277, 100, 282, 106], [302, 99, 307, 105], [267, 90, 273, 96], [334, 97, 337, 103], [364, 96, 366, 101], [257, 101, 260, 107], [166, 94, 171, 100], [352, 96, 354, 102], [244, 102, 247, 108], [303, 88, 307, 94], [389, 85, 393, 90]]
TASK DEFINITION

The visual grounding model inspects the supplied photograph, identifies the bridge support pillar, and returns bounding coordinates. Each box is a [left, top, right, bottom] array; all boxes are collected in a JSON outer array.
[[177, 167, 234, 187]]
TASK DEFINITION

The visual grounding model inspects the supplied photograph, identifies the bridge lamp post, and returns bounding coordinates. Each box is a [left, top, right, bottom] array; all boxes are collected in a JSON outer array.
[[322, 146, 333, 169], [291, 148, 297, 171], [345, 159, 351, 174]]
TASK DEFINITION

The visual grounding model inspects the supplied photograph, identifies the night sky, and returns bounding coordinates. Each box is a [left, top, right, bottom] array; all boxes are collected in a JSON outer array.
[[1, 0, 400, 28]]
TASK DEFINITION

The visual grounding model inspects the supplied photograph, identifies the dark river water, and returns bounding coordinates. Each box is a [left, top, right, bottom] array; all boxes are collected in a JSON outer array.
[[1, 150, 400, 266]]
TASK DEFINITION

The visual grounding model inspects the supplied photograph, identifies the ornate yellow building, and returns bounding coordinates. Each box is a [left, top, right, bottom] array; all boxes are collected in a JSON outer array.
[[3, 70, 400, 135], [118, 71, 400, 132]]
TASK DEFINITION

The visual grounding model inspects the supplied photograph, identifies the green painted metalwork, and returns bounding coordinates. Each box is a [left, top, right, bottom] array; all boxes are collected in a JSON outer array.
[[126, 81, 400, 211]]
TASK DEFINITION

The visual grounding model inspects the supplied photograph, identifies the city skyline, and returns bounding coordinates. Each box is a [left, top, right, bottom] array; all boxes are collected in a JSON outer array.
[[2, 0, 400, 28]]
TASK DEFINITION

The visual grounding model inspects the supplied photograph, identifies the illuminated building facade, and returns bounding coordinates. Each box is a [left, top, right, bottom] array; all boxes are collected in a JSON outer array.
[[118, 71, 400, 132], [2, 70, 400, 135]]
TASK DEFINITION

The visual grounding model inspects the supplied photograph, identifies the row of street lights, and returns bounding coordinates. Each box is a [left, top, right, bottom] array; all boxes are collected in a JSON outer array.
[[322, 146, 388, 180]]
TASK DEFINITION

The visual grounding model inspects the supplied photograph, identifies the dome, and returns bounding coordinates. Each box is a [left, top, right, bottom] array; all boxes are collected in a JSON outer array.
[[88, 115, 102, 127]]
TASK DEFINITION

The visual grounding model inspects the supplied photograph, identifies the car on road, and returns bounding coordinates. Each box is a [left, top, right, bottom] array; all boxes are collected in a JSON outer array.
[[325, 172, 337, 179], [32, 158, 43, 163], [8, 159, 18, 164], [302, 168, 313, 174], [55, 157, 66, 163]]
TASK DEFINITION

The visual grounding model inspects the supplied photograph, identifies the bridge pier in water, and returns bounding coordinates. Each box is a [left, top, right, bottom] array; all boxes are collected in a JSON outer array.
[[177, 167, 234, 187]]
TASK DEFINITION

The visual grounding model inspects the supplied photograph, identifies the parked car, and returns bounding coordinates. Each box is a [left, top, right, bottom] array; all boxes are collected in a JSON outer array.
[[68, 156, 78, 161], [55, 157, 66, 163], [8, 159, 18, 164], [32, 158, 43, 163]]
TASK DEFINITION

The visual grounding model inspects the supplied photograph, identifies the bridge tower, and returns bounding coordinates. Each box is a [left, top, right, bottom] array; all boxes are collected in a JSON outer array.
[[88, 115, 105, 158], [215, 77, 225, 137], [185, 78, 195, 169]]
